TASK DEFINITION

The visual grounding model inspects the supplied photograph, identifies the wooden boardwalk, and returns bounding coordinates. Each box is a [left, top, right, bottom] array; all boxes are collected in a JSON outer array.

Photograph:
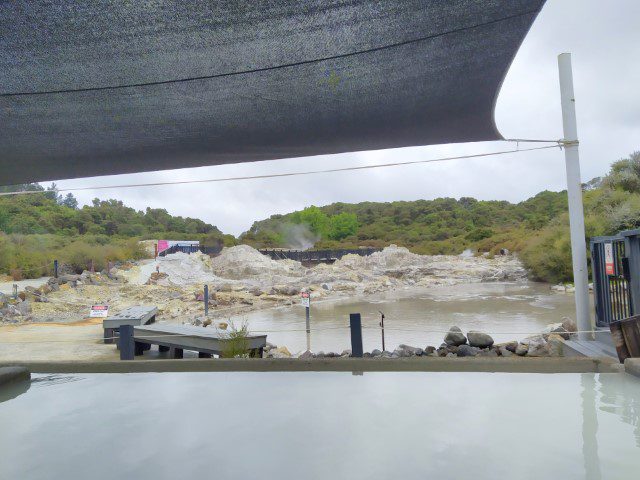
[[129, 324, 267, 359]]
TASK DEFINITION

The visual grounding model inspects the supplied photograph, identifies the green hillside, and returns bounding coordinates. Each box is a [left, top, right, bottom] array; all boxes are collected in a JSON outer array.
[[0, 183, 228, 279], [1, 150, 638, 283], [242, 151, 640, 283]]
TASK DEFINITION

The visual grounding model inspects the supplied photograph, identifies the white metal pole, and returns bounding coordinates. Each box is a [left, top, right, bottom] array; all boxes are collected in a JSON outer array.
[[558, 53, 592, 340]]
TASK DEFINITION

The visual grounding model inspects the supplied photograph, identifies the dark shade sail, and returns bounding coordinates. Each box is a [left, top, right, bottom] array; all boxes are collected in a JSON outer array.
[[0, 0, 546, 185]]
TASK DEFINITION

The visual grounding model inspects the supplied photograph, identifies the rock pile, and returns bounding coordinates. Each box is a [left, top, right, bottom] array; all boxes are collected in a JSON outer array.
[[0, 293, 32, 323], [264, 322, 575, 360]]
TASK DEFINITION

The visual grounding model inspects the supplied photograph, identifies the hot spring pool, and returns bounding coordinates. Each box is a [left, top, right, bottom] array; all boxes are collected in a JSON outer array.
[[1, 372, 639, 479]]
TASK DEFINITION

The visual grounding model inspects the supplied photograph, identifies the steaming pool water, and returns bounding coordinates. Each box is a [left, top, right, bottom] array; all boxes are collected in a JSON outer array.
[[1, 372, 639, 479], [239, 282, 584, 353]]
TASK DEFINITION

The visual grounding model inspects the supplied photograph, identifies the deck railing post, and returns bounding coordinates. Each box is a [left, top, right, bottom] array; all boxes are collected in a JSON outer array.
[[350, 313, 363, 357], [119, 324, 135, 360]]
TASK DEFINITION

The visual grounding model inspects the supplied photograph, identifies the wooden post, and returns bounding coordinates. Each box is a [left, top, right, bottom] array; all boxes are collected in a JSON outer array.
[[379, 311, 386, 352], [350, 313, 363, 358], [53, 259, 58, 278], [305, 304, 311, 351], [170, 347, 184, 359], [204, 285, 209, 316], [119, 325, 135, 360], [104, 327, 115, 345]]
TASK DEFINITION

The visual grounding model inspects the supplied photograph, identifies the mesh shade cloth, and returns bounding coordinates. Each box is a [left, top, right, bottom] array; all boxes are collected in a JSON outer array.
[[0, 0, 546, 184]]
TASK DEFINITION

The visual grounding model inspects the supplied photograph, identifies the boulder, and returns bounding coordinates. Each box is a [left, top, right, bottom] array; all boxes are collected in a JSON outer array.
[[58, 274, 79, 284], [503, 341, 518, 353], [299, 350, 314, 360], [477, 348, 498, 357], [424, 346, 436, 355], [398, 344, 423, 356], [515, 343, 529, 356], [467, 331, 494, 348], [526, 337, 550, 357], [544, 326, 569, 341], [547, 334, 564, 357], [561, 317, 577, 333], [371, 349, 382, 357], [498, 346, 513, 357], [269, 346, 292, 358], [457, 345, 480, 357], [341, 349, 352, 357], [392, 348, 410, 358], [444, 326, 467, 346], [16, 301, 31, 316], [275, 346, 292, 357]]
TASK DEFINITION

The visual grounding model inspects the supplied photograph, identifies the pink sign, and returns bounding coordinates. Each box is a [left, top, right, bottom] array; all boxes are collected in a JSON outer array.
[[157, 240, 169, 254]]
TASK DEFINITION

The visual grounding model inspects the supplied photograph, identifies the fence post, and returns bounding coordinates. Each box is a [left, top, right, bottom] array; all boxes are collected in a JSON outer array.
[[590, 242, 601, 326], [53, 260, 58, 279], [621, 230, 640, 315], [204, 285, 209, 316], [350, 313, 363, 358], [119, 325, 135, 361]]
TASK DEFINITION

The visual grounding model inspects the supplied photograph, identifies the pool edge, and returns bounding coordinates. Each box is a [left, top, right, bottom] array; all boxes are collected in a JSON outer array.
[[0, 357, 623, 374]]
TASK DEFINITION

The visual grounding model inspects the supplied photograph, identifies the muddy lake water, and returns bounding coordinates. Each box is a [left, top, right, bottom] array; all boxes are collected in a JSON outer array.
[[239, 282, 582, 354]]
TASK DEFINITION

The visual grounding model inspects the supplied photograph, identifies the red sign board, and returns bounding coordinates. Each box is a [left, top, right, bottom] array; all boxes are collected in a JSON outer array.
[[89, 304, 110, 318], [604, 243, 615, 276], [300, 291, 310, 307]]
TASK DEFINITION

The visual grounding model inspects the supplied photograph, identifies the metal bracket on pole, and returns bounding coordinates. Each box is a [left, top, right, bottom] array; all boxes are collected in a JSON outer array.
[[558, 53, 592, 340]]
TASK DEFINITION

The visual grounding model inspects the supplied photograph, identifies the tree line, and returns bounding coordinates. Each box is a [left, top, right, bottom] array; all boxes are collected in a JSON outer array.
[[1, 151, 638, 283]]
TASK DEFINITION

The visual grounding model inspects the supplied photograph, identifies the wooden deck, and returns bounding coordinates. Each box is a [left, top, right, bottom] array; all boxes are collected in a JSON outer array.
[[103, 306, 157, 344], [131, 324, 267, 359]]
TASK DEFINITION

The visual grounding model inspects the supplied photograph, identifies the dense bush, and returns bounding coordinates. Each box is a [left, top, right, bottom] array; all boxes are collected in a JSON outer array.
[[0, 233, 148, 279]]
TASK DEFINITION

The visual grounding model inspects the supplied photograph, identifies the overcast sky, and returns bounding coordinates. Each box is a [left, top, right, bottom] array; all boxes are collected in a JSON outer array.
[[51, 0, 640, 236]]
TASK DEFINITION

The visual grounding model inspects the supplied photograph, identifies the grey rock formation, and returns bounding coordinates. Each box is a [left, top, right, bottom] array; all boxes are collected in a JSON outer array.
[[467, 331, 494, 348], [444, 326, 467, 346]]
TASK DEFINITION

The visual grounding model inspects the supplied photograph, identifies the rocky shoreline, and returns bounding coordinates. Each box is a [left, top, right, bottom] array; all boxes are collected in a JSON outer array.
[[263, 320, 577, 359]]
